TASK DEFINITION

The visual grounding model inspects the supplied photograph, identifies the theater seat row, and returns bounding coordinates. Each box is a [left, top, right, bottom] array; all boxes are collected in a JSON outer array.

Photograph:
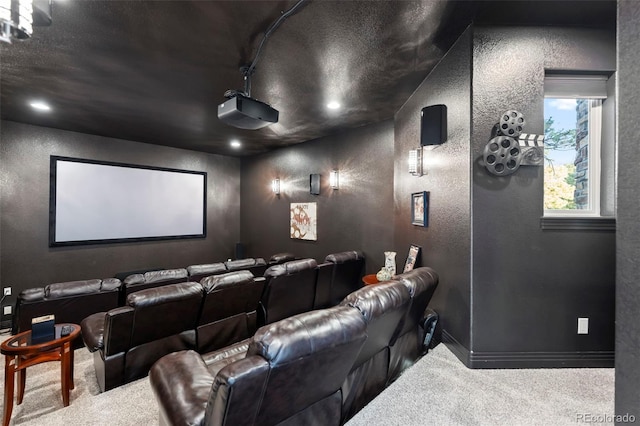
[[10, 253, 296, 336], [77, 251, 366, 391], [149, 267, 440, 426]]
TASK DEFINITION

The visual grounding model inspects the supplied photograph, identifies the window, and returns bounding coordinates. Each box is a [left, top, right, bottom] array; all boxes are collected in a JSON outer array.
[[543, 74, 613, 219]]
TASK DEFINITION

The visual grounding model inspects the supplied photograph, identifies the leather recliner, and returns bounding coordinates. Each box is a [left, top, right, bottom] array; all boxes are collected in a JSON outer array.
[[12, 278, 122, 348], [186, 263, 227, 283], [260, 258, 318, 325], [81, 281, 203, 392], [149, 305, 367, 426], [339, 280, 412, 422], [120, 268, 189, 305], [388, 267, 439, 381], [224, 258, 268, 277], [196, 271, 265, 353], [315, 251, 365, 309]]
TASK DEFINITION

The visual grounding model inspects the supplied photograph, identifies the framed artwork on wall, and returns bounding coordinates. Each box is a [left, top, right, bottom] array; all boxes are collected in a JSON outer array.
[[290, 202, 317, 240], [403, 244, 422, 272], [411, 191, 429, 227]]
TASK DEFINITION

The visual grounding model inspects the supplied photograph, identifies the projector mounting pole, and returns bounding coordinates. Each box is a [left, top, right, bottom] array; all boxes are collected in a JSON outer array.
[[240, 65, 253, 98]]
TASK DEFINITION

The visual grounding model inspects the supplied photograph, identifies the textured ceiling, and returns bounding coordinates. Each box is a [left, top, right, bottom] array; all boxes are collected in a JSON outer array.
[[0, 0, 615, 156]]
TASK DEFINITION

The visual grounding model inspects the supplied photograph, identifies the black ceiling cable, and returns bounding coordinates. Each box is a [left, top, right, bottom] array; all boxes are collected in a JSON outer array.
[[225, 0, 311, 99]]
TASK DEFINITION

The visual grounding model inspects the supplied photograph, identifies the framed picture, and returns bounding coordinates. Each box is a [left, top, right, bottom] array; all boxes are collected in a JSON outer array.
[[411, 191, 429, 227], [290, 202, 318, 241], [403, 244, 422, 273]]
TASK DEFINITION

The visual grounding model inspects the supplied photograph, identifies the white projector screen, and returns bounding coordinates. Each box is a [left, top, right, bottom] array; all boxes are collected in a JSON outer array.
[[50, 156, 206, 246]]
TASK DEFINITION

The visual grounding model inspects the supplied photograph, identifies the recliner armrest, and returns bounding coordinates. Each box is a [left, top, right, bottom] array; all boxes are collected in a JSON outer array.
[[150, 350, 215, 426], [81, 312, 107, 352]]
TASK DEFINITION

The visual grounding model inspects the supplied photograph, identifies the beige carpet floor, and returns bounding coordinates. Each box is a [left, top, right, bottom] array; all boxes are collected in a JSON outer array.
[[0, 332, 614, 426]]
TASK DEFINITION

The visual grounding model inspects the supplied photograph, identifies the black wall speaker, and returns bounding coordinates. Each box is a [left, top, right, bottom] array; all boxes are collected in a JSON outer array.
[[421, 104, 447, 146], [235, 242, 245, 260], [310, 174, 320, 195]]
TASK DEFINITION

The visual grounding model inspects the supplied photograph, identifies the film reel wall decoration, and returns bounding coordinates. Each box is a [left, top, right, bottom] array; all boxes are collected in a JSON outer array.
[[483, 110, 544, 176]]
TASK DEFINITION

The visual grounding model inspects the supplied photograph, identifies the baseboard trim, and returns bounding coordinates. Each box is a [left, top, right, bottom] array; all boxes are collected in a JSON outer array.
[[440, 329, 613, 368], [468, 350, 615, 369], [441, 329, 471, 366]]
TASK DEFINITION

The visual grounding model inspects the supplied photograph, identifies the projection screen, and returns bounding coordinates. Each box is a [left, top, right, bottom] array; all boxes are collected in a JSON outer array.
[[49, 156, 207, 246]]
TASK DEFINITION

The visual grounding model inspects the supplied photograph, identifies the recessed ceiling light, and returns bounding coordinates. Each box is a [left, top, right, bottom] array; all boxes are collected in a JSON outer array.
[[230, 140, 241, 148], [29, 101, 51, 112], [327, 101, 341, 110]]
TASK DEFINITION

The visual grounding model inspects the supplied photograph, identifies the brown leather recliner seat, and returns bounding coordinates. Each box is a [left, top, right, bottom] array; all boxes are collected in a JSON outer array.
[[315, 250, 365, 309], [12, 278, 122, 348], [224, 258, 268, 277], [260, 258, 319, 325], [121, 268, 189, 305], [149, 305, 367, 426], [186, 262, 227, 283], [339, 280, 412, 422], [388, 267, 439, 381], [81, 281, 203, 392], [196, 271, 265, 353]]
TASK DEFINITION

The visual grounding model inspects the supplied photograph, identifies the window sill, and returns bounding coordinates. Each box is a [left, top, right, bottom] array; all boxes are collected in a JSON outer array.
[[540, 217, 616, 231]]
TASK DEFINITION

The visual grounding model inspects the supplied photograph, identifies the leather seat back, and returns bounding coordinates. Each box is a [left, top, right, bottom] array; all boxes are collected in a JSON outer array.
[[316, 251, 365, 309], [122, 268, 188, 304], [12, 278, 122, 342], [261, 258, 318, 325], [224, 258, 268, 277], [127, 281, 203, 348], [206, 305, 367, 426], [339, 280, 411, 421], [197, 271, 265, 352], [187, 262, 227, 283]]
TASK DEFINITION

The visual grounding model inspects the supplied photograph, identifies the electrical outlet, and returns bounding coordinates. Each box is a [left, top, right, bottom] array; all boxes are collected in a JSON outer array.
[[3, 305, 12, 316], [3, 287, 11, 296], [578, 317, 589, 334]]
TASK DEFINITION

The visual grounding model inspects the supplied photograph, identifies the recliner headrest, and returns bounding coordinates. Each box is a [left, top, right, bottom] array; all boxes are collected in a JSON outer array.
[[127, 282, 202, 308], [325, 250, 364, 264], [264, 258, 318, 278], [224, 258, 266, 270], [248, 305, 366, 366], [200, 270, 255, 293], [19, 287, 45, 302], [143, 268, 188, 284], [269, 252, 296, 264], [46, 279, 103, 298], [340, 280, 411, 323], [187, 263, 227, 276], [396, 267, 439, 298]]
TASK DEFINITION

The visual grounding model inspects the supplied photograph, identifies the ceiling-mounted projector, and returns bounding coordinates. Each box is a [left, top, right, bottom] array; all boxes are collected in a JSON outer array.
[[217, 94, 279, 130]]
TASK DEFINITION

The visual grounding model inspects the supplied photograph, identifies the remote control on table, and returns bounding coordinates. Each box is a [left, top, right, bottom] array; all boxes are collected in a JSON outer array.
[[60, 325, 73, 336]]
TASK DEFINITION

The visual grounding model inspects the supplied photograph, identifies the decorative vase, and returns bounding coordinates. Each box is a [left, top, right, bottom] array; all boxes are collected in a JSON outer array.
[[384, 251, 397, 276], [376, 268, 391, 282]]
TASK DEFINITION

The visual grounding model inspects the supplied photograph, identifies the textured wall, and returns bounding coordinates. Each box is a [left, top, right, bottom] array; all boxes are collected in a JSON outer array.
[[616, 0, 640, 418], [394, 27, 473, 356], [470, 27, 616, 366], [240, 120, 394, 272], [0, 121, 240, 300]]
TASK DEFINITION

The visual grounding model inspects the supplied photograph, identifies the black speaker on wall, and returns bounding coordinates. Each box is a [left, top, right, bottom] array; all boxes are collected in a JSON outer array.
[[235, 242, 245, 260], [310, 174, 320, 195], [421, 104, 447, 146]]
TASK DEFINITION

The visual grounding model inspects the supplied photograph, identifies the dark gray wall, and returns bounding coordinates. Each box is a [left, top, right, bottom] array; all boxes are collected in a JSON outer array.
[[616, 0, 640, 419], [0, 121, 240, 303], [393, 27, 473, 357], [470, 27, 616, 367], [240, 120, 394, 271]]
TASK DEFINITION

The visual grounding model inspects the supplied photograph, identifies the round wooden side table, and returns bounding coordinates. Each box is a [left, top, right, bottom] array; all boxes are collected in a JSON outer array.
[[1, 323, 81, 426]]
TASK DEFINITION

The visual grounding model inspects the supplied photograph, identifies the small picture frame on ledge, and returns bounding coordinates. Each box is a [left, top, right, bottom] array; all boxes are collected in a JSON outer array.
[[403, 244, 422, 273], [411, 191, 429, 227]]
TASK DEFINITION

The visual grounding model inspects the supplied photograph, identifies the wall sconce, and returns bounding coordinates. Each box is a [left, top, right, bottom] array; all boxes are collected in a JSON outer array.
[[271, 178, 280, 195], [408, 147, 423, 176], [0, 0, 34, 43], [329, 170, 339, 190]]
